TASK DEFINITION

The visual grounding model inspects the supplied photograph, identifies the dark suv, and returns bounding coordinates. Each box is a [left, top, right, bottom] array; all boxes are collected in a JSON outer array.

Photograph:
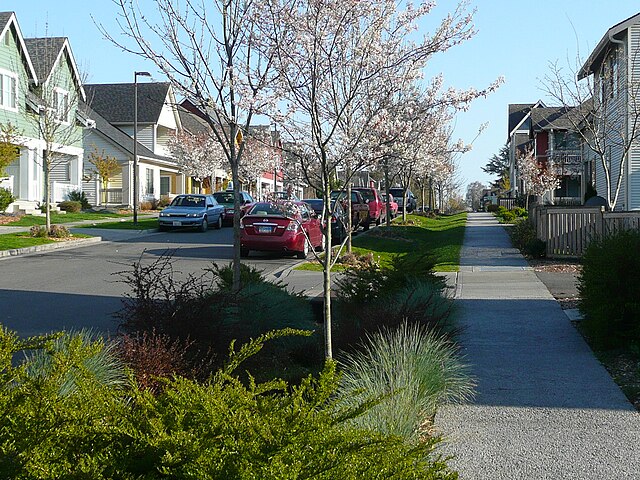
[[389, 188, 417, 212]]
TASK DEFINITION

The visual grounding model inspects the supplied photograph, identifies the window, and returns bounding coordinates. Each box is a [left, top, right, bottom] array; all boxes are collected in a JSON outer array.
[[146, 168, 154, 194], [160, 176, 170, 195], [0, 72, 17, 110], [54, 88, 69, 123], [609, 49, 619, 99], [2, 31, 10, 46]]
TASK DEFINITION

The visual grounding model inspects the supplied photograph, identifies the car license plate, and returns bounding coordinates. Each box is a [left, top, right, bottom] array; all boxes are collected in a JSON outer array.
[[172, 221, 182, 226], [257, 226, 272, 233]]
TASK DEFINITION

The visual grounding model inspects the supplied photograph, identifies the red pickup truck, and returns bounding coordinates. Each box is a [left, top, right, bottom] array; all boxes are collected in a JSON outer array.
[[353, 187, 386, 226], [330, 189, 370, 231]]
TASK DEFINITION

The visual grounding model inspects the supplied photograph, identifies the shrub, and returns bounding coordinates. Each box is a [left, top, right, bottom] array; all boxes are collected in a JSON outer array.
[[337, 323, 474, 443], [512, 207, 527, 218], [0, 327, 457, 479], [67, 190, 91, 210], [0, 187, 14, 212], [158, 194, 171, 208], [579, 230, 640, 349], [525, 238, 546, 258], [58, 200, 82, 213], [486, 203, 499, 213], [138, 200, 153, 211], [115, 253, 320, 377], [29, 224, 71, 238]]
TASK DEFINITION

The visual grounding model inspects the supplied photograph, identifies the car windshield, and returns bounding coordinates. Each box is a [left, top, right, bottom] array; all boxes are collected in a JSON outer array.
[[305, 199, 323, 211], [213, 192, 235, 204], [170, 196, 205, 207], [389, 188, 404, 197], [247, 202, 286, 216], [355, 189, 374, 201]]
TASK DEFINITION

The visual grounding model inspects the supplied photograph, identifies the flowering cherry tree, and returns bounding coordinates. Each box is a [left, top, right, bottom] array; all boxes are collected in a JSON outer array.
[[104, 0, 280, 292], [264, 0, 500, 358], [167, 131, 224, 189], [517, 148, 561, 208]]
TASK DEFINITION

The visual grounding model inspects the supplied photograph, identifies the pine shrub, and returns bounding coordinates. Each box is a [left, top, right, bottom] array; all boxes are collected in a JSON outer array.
[[67, 190, 91, 209], [58, 200, 82, 213]]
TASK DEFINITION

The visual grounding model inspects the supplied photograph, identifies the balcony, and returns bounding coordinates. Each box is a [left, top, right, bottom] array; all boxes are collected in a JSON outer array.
[[546, 149, 582, 176]]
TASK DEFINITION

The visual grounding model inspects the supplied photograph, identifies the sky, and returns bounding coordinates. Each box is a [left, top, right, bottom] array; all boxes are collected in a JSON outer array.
[[4, 1, 640, 194]]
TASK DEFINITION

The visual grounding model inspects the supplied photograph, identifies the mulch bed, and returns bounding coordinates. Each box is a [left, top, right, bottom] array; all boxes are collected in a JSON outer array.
[[0, 214, 23, 225]]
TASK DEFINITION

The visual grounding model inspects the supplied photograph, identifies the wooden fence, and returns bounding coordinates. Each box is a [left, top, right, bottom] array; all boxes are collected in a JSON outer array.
[[531, 206, 640, 258]]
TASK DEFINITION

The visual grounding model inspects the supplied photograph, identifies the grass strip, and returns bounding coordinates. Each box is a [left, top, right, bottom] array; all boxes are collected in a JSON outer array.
[[297, 213, 466, 272], [0, 232, 93, 251]]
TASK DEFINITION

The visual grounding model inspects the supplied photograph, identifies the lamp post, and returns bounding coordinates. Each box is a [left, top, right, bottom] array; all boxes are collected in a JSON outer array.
[[133, 71, 151, 225]]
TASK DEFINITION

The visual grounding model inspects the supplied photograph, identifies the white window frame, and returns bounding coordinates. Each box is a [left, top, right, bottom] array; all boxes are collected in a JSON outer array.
[[53, 87, 70, 124], [0, 68, 18, 112]]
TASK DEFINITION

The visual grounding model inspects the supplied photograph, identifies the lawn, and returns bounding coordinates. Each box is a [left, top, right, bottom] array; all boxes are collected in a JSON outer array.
[[297, 212, 467, 272], [0, 232, 93, 251], [2, 212, 129, 226], [76, 218, 159, 230]]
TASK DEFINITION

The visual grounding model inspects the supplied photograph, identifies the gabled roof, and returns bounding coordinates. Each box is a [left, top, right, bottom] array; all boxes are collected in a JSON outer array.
[[507, 101, 546, 140], [0, 11, 38, 85], [85, 82, 172, 124], [177, 105, 212, 136], [579, 11, 640, 79], [24, 36, 85, 100], [79, 100, 170, 162]]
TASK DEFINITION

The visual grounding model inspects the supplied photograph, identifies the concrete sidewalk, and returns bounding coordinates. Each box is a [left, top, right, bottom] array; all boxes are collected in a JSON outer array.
[[435, 212, 640, 478]]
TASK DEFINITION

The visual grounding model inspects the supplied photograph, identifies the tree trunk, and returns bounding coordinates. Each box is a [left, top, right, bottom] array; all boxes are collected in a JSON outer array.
[[346, 182, 352, 253], [230, 124, 242, 294], [384, 159, 391, 227], [322, 161, 333, 359], [44, 154, 50, 232]]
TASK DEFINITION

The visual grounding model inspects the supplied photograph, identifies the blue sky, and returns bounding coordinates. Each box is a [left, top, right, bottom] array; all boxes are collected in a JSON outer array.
[[5, 1, 640, 193]]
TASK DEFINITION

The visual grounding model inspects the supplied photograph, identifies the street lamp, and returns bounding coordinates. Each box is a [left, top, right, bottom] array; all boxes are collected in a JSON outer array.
[[133, 71, 151, 225]]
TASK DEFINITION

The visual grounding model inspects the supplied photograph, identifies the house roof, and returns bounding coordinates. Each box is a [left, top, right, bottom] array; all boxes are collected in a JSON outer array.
[[24, 36, 85, 100], [85, 82, 172, 124], [578, 11, 640, 79], [79, 100, 170, 163], [177, 105, 212, 136], [0, 12, 38, 85], [530, 107, 576, 131], [508, 104, 535, 135]]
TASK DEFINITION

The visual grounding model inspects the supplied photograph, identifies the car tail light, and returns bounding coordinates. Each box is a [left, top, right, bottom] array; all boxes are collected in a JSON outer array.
[[286, 221, 299, 232], [331, 215, 337, 223]]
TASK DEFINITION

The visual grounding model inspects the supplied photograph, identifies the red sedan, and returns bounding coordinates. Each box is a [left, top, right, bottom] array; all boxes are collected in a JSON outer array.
[[240, 201, 324, 259]]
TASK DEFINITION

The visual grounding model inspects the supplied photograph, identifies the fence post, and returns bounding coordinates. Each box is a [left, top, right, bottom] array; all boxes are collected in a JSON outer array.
[[597, 206, 604, 238]]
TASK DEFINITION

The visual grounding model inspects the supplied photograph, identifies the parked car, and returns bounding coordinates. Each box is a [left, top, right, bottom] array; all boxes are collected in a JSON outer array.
[[389, 187, 417, 213], [353, 187, 386, 225], [305, 198, 348, 243], [382, 192, 399, 219], [240, 201, 324, 259], [212, 190, 255, 226], [330, 189, 370, 231], [158, 194, 225, 232], [271, 191, 300, 201]]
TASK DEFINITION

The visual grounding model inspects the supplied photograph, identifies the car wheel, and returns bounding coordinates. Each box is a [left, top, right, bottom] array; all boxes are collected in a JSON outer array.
[[215, 214, 223, 229], [200, 217, 208, 232], [158, 224, 168, 232], [296, 238, 310, 259], [240, 247, 249, 258]]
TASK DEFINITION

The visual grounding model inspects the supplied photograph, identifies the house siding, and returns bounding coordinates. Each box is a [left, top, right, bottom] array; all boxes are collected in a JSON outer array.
[[628, 25, 640, 209], [119, 124, 155, 152], [0, 22, 37, 138]]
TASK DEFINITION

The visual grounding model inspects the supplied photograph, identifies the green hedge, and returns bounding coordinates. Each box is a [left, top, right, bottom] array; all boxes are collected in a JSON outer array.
[[579, 230, 640, 349]]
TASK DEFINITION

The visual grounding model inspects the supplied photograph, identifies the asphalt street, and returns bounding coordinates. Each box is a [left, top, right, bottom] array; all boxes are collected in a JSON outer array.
[[0, 226, 300, 337]]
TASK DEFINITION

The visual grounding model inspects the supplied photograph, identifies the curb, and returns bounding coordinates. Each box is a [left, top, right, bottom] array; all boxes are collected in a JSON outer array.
[[0, 236, 102, 259]]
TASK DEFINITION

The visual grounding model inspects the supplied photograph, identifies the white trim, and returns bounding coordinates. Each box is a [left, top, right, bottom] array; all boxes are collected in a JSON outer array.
[[0, 13, 38, 85], [53, 86, 70, 124], [0, 67, 18, 112]]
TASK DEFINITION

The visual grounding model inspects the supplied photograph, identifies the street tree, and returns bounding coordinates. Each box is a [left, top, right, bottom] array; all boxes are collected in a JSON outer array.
[[167, 131, 224, 192], [105, 0, 280, 292], [265, 0, 500, 358], [543, 49, 640, 210], [88, 147, 120, 205], [465, 181, 486, 211]]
